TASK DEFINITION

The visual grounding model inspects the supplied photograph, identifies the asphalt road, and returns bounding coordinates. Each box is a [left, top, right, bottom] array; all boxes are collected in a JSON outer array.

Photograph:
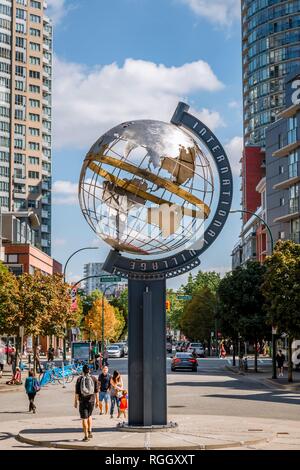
[[1, 356, 300, 426]]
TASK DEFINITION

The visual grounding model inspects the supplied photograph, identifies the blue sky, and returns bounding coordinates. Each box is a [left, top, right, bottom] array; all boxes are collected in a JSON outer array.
[[48, 0, 243, 286]]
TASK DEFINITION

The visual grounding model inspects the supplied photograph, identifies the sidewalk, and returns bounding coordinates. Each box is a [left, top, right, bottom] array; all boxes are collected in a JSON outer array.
[[224, 362, 300, 392], [1, 414, 300, 450]]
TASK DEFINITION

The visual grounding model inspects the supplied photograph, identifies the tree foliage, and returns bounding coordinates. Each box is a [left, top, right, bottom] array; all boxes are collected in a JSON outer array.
[[0, 263, 20, 335], [180, 287, 216, 343], [85, 295, 124, 342], [262, 240, 300, 336]]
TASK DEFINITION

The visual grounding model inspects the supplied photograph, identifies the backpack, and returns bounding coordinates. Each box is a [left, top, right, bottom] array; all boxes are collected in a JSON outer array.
[[33, 378, 41, 392], [80, 375, 94, 397]]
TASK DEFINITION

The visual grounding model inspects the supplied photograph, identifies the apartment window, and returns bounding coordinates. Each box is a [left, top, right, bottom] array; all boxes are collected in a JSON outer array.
[[30, 14, 41, 24], [30, 28, 41, 37], [0, 47, 11, 59], [29, 98, 40, 108], [0, 181, 9, 192], [0, 62, 10, 74], [15, 124, 25, 135], [14, 153, 25, 164], [0, 18, 11, 30], [30, 56, 40, 66], [0, 92, 10, 103], [15, 109, 25, 120], [16, 51, 25, 62], [28, 171, 39, 179], [43, 148, 51, 157], [29, 84, 40, 93], [278, 231, 285, 240], [29, 113, 40, 122], [0, 152, 9, 163], [0, 33, 10, 45], [29, 70, 40, 79], [0, 166, 9, 177], [29, 156, 39, 165], [288, 116, 298, 145], [0, 121, 10, 133], [16, 9, 26, 20], [279, 197, 285, 207], [289, 184, 299, 213], [15, 80, 25, 91], [0, 197, 9, 207], [29, 127, 40, 136], [0, 76, 10, 89], [14, 166, 25, 179], [289, 151, 299, 179], [15, 23, 25, 34], [43, 65, 51, 75], [0, 106, 9, 118], [14, 138, 24, 150], [29, 142, 40, 151], [16, 36, 25, 48], [30, 0, 41, 8], [14, 183, 25, 194], [14, 200, 26, 210], [16, 0, 27, 5], [42, 161, 50, 171], [15, 65, 25, 77], [0, 136, 10, 147], [28, 200, 38, 208], [28, 185, 39, 193], [30, 42, 40, 51], [15, 94, 26, 106]]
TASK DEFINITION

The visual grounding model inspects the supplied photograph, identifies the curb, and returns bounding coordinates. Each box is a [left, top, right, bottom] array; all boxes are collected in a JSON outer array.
[[264, 378, 300, 392], [16, 432, 273, 451]]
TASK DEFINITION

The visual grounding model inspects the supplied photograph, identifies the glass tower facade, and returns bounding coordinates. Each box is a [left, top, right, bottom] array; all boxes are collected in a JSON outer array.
[[242, 0, 300, 146]]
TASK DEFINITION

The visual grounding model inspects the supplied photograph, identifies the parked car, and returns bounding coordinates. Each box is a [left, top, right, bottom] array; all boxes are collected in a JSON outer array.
[[106, 345, 122, 358], [118, 342, 128, 356], [187, 343, 205, 357], [113, 343, 126, 357], [171, 353, 198, 372]]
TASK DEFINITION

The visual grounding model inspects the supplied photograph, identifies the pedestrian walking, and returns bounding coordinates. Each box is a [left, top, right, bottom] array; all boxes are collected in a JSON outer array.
[[98, 365, 111, 415], [47, 345, 54, 362], [220, 342, 226, 359], [25, 370, 40, 413], [74, 364, 99, 442], [276, 349, 285, 377], [0, 345, 5, 379], [119, 390, 128, 419], [109, 370, 123, 419], [103, 348, 109, 367]]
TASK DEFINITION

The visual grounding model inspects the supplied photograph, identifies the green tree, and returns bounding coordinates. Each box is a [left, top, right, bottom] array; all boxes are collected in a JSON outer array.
[[262, 240, 300, 382], [217, 261, 268, 370], [0, 263, 20, 336], [180, 287, 216, 349]]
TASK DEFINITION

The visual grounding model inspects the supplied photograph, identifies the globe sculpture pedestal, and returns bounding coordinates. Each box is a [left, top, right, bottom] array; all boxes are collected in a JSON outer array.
[[79, 102, 233, 429]]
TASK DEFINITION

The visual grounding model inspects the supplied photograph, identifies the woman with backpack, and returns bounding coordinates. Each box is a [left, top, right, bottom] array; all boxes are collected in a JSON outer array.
[[74, 364, 99, 442], [25, 370, 40, 413], [109, 370, 123, 418]]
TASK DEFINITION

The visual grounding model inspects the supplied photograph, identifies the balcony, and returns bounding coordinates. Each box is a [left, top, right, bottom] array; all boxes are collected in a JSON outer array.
[[42, 210, 49, 218], [273, 175, 300, 191], [278, 103, 300, 119], [42, 181, 49, 190]]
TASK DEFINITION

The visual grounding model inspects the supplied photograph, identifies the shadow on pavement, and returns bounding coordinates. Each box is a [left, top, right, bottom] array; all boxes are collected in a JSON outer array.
[[20, 426, 118, 435]]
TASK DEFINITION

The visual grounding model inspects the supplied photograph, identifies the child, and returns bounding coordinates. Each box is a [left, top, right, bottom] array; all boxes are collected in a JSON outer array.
[[119, 390, 128, 419]]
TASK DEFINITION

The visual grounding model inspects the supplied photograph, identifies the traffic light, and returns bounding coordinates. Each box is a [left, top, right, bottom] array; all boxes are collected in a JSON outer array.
[[166, 300, 171, 311]]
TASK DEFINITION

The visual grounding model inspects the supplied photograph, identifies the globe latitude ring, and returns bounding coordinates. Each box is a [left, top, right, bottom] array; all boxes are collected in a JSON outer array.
[[80, 102, 233, 280]]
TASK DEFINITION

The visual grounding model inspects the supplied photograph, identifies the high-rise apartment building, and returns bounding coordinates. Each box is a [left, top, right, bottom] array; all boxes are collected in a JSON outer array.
[[0, 0, 52, 255], [242, 0, 300, 146], [83, 262, 127, 296]]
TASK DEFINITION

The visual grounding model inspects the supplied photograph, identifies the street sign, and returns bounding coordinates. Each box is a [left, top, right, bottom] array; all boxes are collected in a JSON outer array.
[[177, 295, 192, 300], [100, 275, 121, 283]]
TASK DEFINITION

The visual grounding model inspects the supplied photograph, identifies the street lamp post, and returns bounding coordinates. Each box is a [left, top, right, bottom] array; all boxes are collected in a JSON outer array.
[[230, 209, 277, 379], [62, 247, 98, 361]]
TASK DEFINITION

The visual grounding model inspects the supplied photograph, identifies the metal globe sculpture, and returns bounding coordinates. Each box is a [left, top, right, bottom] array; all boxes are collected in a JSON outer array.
[[79, 120, 214, 256]]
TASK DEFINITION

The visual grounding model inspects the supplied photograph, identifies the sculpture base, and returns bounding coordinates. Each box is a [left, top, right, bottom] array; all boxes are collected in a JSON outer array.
[[117, 422, 178, 433], [128, 278, 167, 427]]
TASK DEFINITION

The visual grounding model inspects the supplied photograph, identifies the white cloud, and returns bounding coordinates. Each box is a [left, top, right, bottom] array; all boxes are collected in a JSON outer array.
[[53, 57, 224, 150], [228, 100, 241, 109], [224, 136, 243, 176], [46, 0, 67, 24], [180, 0, 240, 27], [52, 180, 78, 205]]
